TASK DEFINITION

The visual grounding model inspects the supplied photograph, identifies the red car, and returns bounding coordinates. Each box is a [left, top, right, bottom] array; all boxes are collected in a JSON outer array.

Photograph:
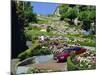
[[54, 47, 86, 62]]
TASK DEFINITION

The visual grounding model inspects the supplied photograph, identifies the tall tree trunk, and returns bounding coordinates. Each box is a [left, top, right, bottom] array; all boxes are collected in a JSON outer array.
[[11, 1, 28, 58]]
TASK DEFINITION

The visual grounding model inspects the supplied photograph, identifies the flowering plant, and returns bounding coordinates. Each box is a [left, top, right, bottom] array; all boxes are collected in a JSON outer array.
[[71, 50, 96, 70]]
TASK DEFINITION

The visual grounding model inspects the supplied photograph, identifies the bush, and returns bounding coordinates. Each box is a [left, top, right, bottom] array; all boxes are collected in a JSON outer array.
[[18, 40, 51, 60], [78, 10, 95, 31], [18, 48, 33, 60], [82, 35, 95, 39], [67, 56, 79, 71], [82, 19, 91, 31], [66, 8, 78, 23], [27, 26, 33, 30], [78, 11, 89, 21], [32, 44, 51, 56]]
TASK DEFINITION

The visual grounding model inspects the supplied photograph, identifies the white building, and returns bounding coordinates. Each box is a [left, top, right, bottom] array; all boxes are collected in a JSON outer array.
[[53, 7, 60, 17]]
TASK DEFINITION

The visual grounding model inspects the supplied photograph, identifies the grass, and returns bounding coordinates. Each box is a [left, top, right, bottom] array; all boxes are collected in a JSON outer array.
[[25, 26, 65, 41], [66, 33, 83, 38], [25, 27, 96, 47], [77, 40, 96, 47], [26, 29, 53, 38], [64, 33, 96, 47], [67, 39, 96, 47], [82, 35, 95, 39], [38, 20, 49, 24], [66, 33, 95, 39]]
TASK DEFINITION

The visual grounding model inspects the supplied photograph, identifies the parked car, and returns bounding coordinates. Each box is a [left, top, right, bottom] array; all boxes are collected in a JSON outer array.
[[54, 47, 87, 62]]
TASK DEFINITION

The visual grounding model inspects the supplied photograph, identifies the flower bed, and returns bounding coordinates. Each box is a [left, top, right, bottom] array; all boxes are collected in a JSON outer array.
[[67, 50, 96, 71]]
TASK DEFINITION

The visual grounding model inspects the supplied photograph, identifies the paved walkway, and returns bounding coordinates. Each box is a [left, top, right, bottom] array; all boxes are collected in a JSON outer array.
[[34, 59, 67, 71]]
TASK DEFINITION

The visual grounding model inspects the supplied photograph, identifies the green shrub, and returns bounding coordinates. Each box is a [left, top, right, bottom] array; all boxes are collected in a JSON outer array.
[[82, 35, 95, 39], [66, 8, 78, 22], [67, 56, 79, 71], [77, 40, 96, 47], [18, 48, 33, 60], [78, 10, 95, 31], [18, 40, 51, 60], [27, 26, 33, 30]]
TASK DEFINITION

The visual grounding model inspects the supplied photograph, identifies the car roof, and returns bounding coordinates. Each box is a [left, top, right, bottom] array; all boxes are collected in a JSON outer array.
[[64, 47, 81, 51]]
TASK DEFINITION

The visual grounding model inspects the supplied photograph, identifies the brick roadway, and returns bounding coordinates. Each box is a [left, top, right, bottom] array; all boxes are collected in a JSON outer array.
[[34, 59, 67, 71]]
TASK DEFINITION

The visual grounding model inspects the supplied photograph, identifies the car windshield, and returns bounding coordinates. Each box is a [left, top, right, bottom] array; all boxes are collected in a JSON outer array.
[[63, 47, 81, 53], [73, 47, 81, 51]]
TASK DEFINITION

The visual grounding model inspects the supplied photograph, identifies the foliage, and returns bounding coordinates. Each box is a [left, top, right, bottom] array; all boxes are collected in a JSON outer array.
[[77, 40, 96, 47], [67, 56, 79, 71], [24, 26, 61, 41], [67, 50, 96, 71], [18, 40, 51, 60], [78, 11, 90, 21], [18, 40, 39, 60], [37, 19, 49, 24], [18, 48, 33, 60], [75, 50, 96, 70], [89, 10, 96, 22], [66, 7, 78, 21], [59, 5, 78, 22], [82, 34, 95, 39], [59, 4, 69, 15], [16, 1, 37, 26], [82, 19, 91, 31], [67, 39, 95, 47], [78, 6, 90, 11], [11, 1, 38, 58], [78, 10, 95, 22], [47, 26, 51, 32], [59, 4, 96, 31], [66, 33, 95, 47], [78, 10, 95, 31], [59, 4, 69, 20]]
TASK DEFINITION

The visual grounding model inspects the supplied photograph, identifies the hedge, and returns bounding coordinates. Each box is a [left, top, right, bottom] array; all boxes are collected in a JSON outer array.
[[67, 56, 79, 71]]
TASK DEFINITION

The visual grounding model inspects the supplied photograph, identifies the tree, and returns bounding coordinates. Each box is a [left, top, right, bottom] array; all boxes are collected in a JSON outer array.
[[11, 1, 27, 58], [69, 4, 76, 8], [11, 1, 37, 58], [89, 10, 96, 34], [59, 4, 96, 32], [66, 7, 78, 24], [59, 4, 78, 24], [78, 10, 95, 31], [82, 19, 91, 31], [59, 4, 69, 20], [23, 2, 37, 24], [89, 10, 96, 23], [59, 4, 69, 15], [16, 1, 37, 26], [78, 6, 89, 12], [78, 11, 89, 21]]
